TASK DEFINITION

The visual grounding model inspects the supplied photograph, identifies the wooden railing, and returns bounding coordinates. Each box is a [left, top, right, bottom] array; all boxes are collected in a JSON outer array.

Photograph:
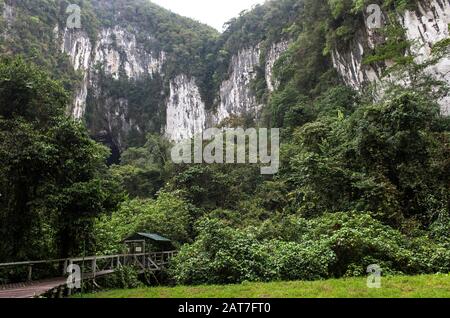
[[0, 251, 178, 282]]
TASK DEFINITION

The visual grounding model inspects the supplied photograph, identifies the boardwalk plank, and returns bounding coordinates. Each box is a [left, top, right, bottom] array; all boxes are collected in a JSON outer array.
[[0, 278, 66, 298], [0, 251, 177, 298]]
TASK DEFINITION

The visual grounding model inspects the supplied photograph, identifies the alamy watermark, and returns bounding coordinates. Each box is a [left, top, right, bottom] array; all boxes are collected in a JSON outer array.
[[366, 4, 382, 29], [171, 128, 280, 175], [66, 4, 81, 29], [66, 264, 81, 289]]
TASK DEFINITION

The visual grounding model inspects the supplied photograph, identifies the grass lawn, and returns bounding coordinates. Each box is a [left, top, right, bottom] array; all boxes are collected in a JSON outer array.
[[77, 274, 450, 298]]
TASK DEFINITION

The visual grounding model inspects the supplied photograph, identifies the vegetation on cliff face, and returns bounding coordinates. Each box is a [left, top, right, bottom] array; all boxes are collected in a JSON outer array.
[[0, 0, 449, 286], [0, 0, 82, 102], [0, 0, 216, 150], [88, 0, 220, 107], [0, 0, 305, 141]]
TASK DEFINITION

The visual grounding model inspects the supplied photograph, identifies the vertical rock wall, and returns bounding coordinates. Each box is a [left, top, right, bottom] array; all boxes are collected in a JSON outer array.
[[165, 74, 206, 141], [332, 0, 450, 114]]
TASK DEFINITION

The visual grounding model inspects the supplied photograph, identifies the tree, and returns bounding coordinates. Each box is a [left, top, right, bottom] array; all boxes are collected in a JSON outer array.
[[0, 58, 121, 261], [110, 133, 174, 199], [94, 192, 195, 255]]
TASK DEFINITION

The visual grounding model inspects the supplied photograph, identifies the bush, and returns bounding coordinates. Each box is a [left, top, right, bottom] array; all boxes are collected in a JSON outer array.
[[102, 266, 144, 290], [170, 217, 335, 285], [94, 191, 194, 255], [282, 212, 450, 276], [265, 240, 335, 281], [170, 213, 450, 285], [170, 219, 276, 285]]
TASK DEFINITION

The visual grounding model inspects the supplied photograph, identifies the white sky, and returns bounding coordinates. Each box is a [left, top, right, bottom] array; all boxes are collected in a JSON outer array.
[[151, 0, 267, 32]]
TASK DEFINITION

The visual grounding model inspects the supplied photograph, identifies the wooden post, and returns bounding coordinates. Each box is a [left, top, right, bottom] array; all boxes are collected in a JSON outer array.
[[27, 265, 33, 282], [92, 258, 97, 280], [58, 286, 63, 298], [67, 260, 73, 297], [143, 241, 146, 268], [63, 259, 68, 276]]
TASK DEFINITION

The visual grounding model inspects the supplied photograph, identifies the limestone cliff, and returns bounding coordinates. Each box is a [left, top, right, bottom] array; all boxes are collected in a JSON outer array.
[[1, 0, 448, 152], [164, 41, 290, 141], [58, 21, 290, 143], [165, 74, 206, 141], [332, 0, 450, 114]]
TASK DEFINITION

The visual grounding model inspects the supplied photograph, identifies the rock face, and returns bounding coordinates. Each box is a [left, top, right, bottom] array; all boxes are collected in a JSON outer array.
[[215, 46, 263, 125], [93, 26, 165, 80], [56, 25, 170, 154], [4, 0, 447, 148], [54, 13, 291, 144], [60, 29, 93, 119], [212, 41, 291, 127], [165, 41, 291, 141], [265, 41, 290, 92], [332, 42, 383, 90], [60, 26, 166, 120], [332, 0, 450, 114], [165, 75, 206, 141], [402, 0, 450, 114]]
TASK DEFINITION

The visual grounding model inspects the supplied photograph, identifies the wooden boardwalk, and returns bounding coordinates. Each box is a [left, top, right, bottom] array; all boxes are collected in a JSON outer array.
[[0, 251, 177, 298], [0, 278, 67, 298]]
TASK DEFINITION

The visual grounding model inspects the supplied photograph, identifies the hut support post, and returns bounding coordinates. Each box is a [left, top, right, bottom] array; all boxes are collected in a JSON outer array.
[[27, 265, 33, 282]]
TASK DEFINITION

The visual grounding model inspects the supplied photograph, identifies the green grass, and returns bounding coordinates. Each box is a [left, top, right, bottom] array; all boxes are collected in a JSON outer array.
[[77, 274, 450, 298]]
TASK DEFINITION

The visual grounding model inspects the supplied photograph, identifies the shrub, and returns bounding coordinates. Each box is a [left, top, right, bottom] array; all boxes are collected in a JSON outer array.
[[102, 266, 144, 290], [170, 213, 450, 285], [94, 191, 194, 255], [170, 219, 277, 285], [265, 240, 335, 281]]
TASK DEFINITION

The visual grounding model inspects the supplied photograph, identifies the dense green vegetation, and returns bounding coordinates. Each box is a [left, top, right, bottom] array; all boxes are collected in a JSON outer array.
[[0, 0, 449, 293], [0, 58, 122, 264], [0, 0, 84, 103], [90, 0, 449, 286], [79, 274, 450, 298]]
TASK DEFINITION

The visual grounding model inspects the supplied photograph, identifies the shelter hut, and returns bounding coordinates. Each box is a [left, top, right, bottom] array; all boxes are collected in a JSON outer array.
[[123, 233, 174, 254]]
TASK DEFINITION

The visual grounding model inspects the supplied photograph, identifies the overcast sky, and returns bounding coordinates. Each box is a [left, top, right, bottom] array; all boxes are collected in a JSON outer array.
[[151, 0, 267, 32]]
